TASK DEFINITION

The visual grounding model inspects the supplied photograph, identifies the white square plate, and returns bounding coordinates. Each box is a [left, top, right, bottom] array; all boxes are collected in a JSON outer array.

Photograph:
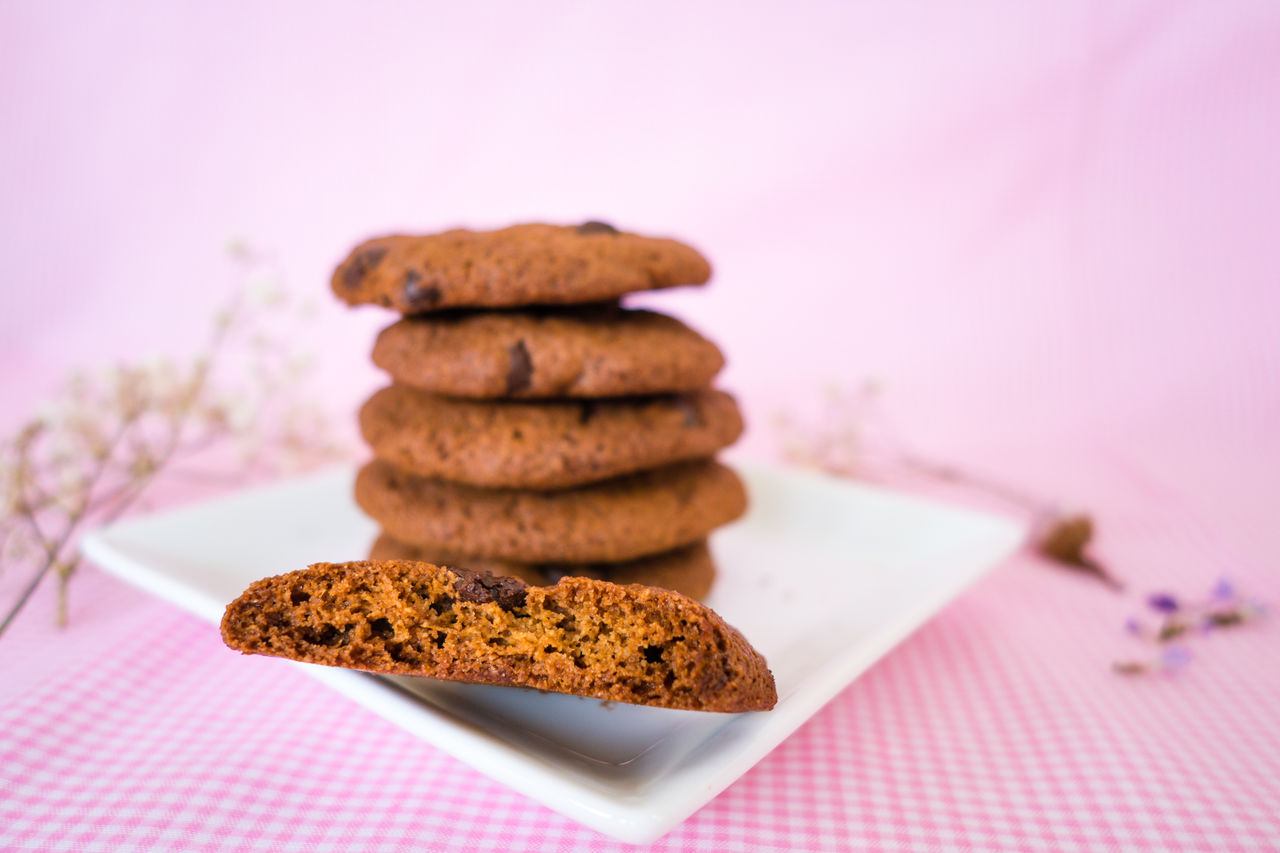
[[83, 462, 1023, 844]]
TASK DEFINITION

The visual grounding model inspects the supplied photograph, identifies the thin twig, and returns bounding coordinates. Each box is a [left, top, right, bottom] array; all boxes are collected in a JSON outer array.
[[0, 561, 62, 637], [777, 386, 1124, 593], [897, 453, 1048, 515]]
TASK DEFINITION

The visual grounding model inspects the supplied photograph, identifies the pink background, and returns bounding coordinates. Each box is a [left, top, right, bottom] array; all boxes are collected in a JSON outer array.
[[3, 1, 1278, 558], [3, 2, 1280, 849]]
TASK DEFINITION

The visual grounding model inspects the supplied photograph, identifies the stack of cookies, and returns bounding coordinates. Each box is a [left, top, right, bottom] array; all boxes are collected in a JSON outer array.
[[331, 222, 746, 600]]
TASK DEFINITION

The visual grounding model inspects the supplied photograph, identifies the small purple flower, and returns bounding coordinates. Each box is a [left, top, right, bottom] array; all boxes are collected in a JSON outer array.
[[1159, 645, 1193, 671], [1211, 578, 1236, 602], [1112, 583, 1264, 676]]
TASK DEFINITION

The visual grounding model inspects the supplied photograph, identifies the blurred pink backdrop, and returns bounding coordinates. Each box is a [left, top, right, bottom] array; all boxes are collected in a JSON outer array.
[[2, 1, 1278, 560]]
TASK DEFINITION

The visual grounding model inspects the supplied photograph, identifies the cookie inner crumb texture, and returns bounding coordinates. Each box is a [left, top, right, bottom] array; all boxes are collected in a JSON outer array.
[[222, 561, 776, 713]]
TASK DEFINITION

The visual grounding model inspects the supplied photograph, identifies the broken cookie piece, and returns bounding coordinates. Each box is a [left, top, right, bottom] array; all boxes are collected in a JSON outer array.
[[221, 560, 776, 713]]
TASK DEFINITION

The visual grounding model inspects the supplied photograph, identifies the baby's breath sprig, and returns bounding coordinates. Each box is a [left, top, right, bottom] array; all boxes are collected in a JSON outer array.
[[775, 383, 1122, 590], [0, 243, 343, 639]]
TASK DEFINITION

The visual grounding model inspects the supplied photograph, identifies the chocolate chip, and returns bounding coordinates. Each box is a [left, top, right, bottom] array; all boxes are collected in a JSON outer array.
[[576, 220, 619, 235], [453, 568, 528, 611], [578, 402, 597, 424], [341, 246, 388, 290], [505, 340, 533, 393], [670, 396, 704, 427], [403, 270, 442, 309]]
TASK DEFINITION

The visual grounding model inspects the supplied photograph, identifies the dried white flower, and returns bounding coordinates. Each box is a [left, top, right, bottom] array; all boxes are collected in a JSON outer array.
[[0, 464, 18, 517], [224, 235, 252, 261], [34, 400, 68, 431], [222, 396, 256, 432], [246, 268, 287, 309], [54, 467, 89, 515], [107, 365, 150, 420], [213, 307, 236, 333], [140, 355, 179, 396], [284, 352, 313, 379]]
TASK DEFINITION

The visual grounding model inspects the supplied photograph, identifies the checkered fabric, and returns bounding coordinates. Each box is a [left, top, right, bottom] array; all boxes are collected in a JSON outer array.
[[2, 464, 1277, 851]]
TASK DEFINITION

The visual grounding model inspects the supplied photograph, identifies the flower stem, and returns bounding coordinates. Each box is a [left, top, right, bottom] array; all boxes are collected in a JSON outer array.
[[0, 559, 58, 638], [897, 453, 1047, 515]]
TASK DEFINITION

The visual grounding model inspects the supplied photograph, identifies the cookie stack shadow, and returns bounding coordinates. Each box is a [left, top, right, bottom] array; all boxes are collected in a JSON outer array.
[[333, 222, 747, 600]]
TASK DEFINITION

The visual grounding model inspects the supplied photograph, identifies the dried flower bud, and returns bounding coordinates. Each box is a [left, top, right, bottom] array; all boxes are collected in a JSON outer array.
[[1036, 514, 1090, 562], [129, 452, 157, 479], [1034, 513, 1123, 590], [1112, 661, 1147, 676], [223, 236, 252, 260], [1206, 610, 1244, 628]]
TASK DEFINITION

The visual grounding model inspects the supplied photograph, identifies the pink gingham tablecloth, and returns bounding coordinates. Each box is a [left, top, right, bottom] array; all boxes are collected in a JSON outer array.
[[2, 436, 1278, 852]]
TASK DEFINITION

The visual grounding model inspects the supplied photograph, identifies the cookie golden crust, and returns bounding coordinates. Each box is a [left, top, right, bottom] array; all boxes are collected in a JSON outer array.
[[221, 560, 776, 712], [354, 459, 748, 564], [369, 535, 717, 601], [332, 223, 712, 314], [371, 306, 725, 398], [359, 385, 744, 489]]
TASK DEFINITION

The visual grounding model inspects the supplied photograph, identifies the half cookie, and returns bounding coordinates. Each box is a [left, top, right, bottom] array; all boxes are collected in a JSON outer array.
[[360, 385, 743, 489], [372, 306, 725, 398], [221, 560, 776, 712], [369, 535, 716, 601], [354, 459, 747, 563], [332, 223, 711, 314]]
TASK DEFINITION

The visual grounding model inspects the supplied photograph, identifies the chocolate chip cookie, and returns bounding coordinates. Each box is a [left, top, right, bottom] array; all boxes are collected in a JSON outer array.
[[354, 459, 747, 563], [359, 385, 743, 489], [332, 223, 711, 314], [371, 305, 725, 398], [221, 560, 775, 711], [368, 535, 717, 600]]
